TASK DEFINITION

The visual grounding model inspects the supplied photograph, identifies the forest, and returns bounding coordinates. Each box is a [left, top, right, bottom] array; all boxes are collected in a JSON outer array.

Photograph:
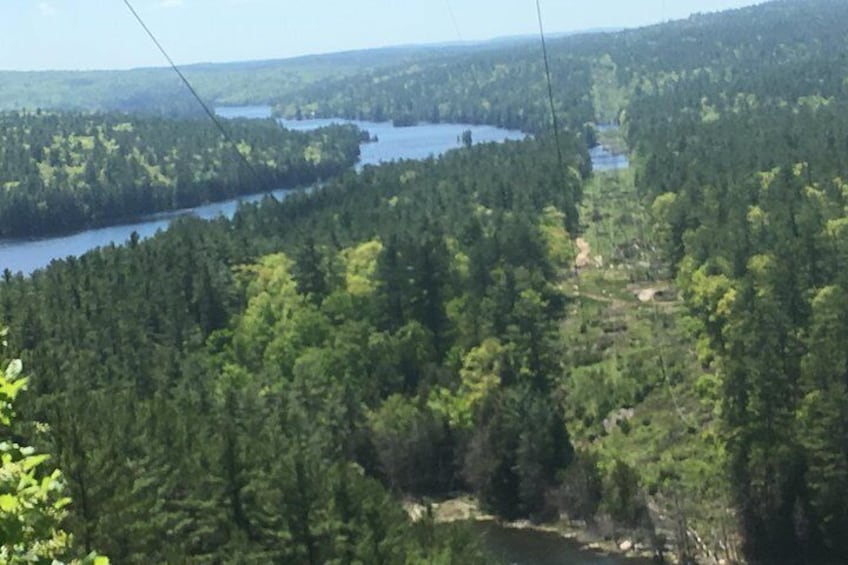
[[5, 0, 848, 563], [3, 133, 592, 563], [0, 44, 502, 118], [0, 111, 364, 236], [271, 44, 595, 132]]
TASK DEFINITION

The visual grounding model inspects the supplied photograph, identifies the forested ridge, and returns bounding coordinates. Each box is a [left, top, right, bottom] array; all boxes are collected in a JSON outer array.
[[0, 111, 363, 236], [6, 0, 848, 563], [271, 46, 595, 132], [0, 43, 530, 118], [601, 1, 848, 562], [271, 1, 848, 561]]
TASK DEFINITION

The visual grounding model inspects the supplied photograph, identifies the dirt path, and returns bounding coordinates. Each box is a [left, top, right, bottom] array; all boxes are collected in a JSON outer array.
[[575, 237, 592, 268], [637, 288, 658, 302]]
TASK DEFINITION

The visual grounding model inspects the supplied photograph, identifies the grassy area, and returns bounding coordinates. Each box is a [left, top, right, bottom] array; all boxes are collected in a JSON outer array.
[[557, 159, 738, 561]]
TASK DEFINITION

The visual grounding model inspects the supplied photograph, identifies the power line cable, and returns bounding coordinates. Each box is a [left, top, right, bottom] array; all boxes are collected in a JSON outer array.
[[441, 0, 489, 139], [535, 0, 585, 323], [120, 0, 324, 252], [536, 0, 566, 171], [120, 0, 268, 191], [444, 0, 463, 42]]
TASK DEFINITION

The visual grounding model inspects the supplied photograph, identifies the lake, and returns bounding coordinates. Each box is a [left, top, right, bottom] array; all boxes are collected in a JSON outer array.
[[214, 105, 529, 170], [475, 522, 650, 565], [590, 144, 629, 172], [0, 107, 624, 275], [281, 117, 527, 170]]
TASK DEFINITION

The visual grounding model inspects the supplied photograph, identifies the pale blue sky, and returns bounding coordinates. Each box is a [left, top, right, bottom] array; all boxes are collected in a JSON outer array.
[[1, 0, 765, 71]]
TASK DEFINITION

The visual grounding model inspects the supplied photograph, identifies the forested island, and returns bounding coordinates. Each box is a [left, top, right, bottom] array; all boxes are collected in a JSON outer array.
[[4, 0, 848, 564], [0, 111, 364, 236]]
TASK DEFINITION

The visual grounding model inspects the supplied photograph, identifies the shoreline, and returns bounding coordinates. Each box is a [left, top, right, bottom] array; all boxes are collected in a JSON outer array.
[[404, 495, 661, 563]]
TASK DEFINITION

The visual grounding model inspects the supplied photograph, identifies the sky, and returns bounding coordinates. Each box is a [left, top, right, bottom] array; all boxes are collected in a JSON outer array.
[[1, 0, 766, 71]]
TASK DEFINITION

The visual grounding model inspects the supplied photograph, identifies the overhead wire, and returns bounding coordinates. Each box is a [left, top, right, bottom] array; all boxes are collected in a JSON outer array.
[[535, 0, 566, 171], [442, 0, 488, 135], [121, 0, 269, 192], [120, 0, 321, 248], [535, 0, 585, 327], [444, 0, 463, 43]]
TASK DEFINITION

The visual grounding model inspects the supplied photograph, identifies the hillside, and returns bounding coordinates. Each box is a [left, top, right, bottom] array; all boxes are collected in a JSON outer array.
[[0, 40, 532, 116], [5, 1, 848, 563]]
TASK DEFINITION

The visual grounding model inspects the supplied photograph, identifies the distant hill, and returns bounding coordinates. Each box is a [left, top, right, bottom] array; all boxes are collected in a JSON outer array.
[[0, 39, 508, 115], [0, 27, 618, 116]]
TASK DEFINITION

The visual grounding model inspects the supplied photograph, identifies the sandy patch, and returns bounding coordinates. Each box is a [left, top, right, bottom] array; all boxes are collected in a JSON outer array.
[[637, 288, 659, 302], [576, 237, 592, 268]]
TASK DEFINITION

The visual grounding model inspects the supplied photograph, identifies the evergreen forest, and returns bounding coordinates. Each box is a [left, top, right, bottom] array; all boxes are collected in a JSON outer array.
[[0, 112, 363, 236], [4, 1, 848, 563]]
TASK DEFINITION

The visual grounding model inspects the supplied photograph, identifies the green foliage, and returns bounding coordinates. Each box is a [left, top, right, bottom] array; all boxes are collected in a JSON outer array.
[[0, 111, 363, 237], [464, 386, 572, 521], [556, 451, 603, 523], [271, 45, 594, 133], [618, 2, 848, 559], [591, 54, 628, 124], [17, 1, 848, 560], [429, 338, 503, 430], [0, 45, 483, 116], [602, 459, 648, 529], [539, 206, 576, 270], [341, 239, 383, 296], [369, 396, 453, 495], [0, 356, 107, 565], [0, 124, 586, 560]]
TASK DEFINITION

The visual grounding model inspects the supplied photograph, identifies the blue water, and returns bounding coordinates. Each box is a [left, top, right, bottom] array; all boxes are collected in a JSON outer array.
[[279, 117, 526, 169], [590, 144, 629, 172], [0, 107, 623, 275], [474, 522, 650, 565], [0, 109, 525, 275], [215, 105, 274, 119], [0, 186, 293, 275]]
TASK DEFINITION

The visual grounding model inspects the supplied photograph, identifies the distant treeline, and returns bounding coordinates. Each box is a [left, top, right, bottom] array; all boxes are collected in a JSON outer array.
[[272, 45, 596, 133], [0, 44, 521, 117]]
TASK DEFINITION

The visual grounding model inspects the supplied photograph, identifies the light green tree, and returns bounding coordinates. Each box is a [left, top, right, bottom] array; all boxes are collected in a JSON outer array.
[[0, 353, 108, 565]]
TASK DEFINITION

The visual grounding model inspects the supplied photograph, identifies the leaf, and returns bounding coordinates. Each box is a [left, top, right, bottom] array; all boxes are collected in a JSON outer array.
[[5, 359, 22, 380], [1, 376, 27, 400], [53, 497, 72, 511], [0, 493, 19, 512], [22, 453, 49, 472], [80, 553, 111, 565]]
